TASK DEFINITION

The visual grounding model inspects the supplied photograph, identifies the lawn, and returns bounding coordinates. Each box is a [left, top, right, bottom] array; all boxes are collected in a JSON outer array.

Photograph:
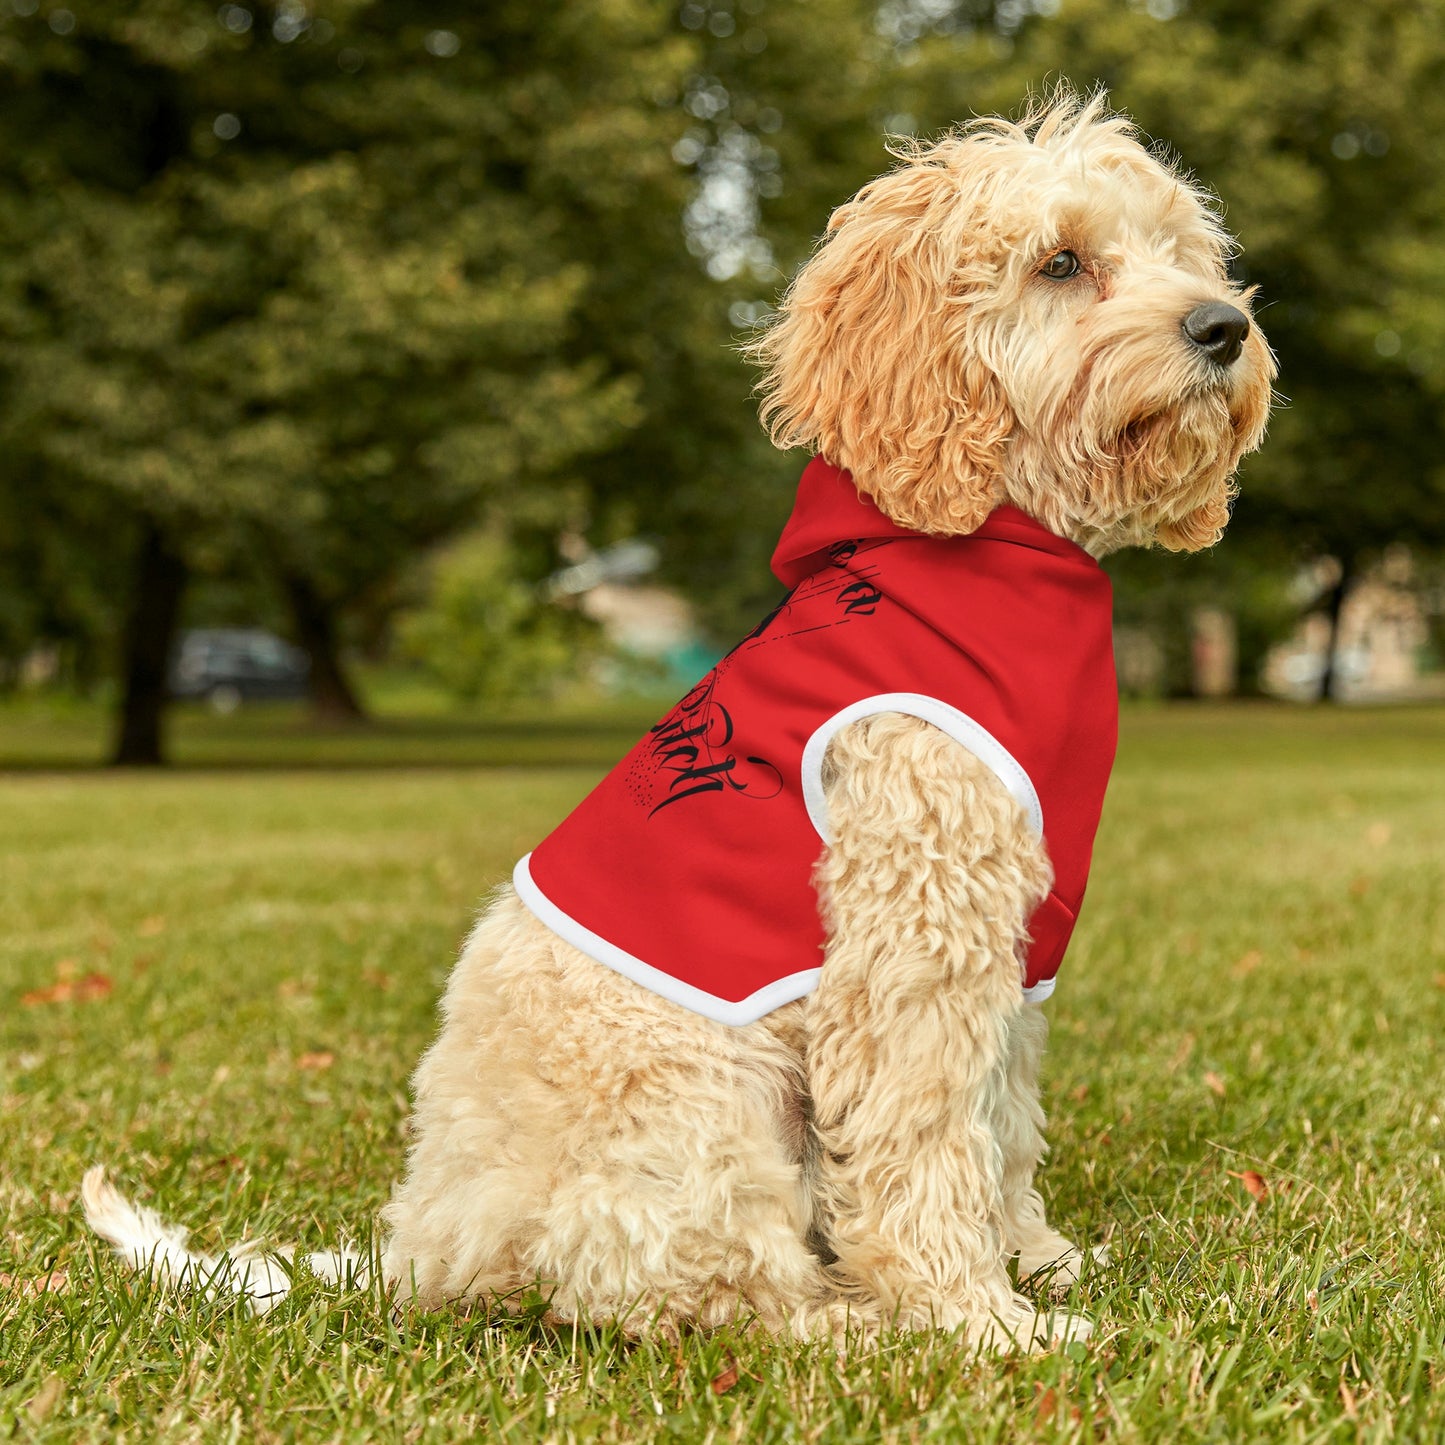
[[1, 701, 1442, 1442]]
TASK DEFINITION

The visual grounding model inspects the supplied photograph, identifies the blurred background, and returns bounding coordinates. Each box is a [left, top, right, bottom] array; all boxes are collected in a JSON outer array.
[[2, 0, 1444, 766]]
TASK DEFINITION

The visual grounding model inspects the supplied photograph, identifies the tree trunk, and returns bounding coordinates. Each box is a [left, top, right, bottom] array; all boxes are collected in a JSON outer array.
[[111, 521, 187, 766], [283, 572, 367, 724], [1317, 554, 1355, 703]]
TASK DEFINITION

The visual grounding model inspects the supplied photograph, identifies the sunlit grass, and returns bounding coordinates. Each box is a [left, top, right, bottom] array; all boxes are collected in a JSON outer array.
[[2, 703, 1442, 1441]]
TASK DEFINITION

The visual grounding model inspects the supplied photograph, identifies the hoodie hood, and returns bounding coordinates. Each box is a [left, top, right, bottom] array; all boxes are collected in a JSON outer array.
[[770, 456, 1099, 588]]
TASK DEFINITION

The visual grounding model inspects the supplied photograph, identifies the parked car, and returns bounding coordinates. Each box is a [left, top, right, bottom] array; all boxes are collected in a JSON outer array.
[[169, 629, 310, 712]]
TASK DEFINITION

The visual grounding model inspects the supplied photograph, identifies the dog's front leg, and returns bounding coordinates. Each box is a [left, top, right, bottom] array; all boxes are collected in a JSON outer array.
[[805, 713, 1088, 1350], [994, 1005, 1099, 1290]]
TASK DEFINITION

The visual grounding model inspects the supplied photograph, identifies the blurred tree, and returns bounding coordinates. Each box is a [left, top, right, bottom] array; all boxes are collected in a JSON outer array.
[[570, 0, 887, 636], [8, 0, 1444, 741], [0, 0, 902, 748], [0, 1, 691, 758], [396, 529, 599, 704]]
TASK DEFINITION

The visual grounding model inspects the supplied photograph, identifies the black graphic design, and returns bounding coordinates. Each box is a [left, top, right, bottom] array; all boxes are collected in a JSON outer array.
[[626, 539, 895, 818], [641, 674, 783, 816]]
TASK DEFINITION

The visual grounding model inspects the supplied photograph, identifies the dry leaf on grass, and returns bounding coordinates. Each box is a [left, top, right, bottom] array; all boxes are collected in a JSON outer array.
[[295, 1051, 335, 1071], [1232, 950, 1263, 977], [0, 1268, 70, 1298], [710, 1359, 740, 1396], [1033, 1385, 1083, 1427], [1203, 1071, 1227, 1098], [1228, 1169, 1269, 1201], [1034, 1386, 1058, 1425], [137, 915, 167, 937], [21, 973, 113, 1007]]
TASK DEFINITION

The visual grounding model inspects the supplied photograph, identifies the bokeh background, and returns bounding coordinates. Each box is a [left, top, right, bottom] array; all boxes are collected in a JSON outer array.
[[2, 0, 1444, 764]]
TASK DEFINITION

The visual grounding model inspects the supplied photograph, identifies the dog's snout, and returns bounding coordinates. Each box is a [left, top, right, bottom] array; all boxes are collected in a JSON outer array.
[[1182, 302, 1250, 367]]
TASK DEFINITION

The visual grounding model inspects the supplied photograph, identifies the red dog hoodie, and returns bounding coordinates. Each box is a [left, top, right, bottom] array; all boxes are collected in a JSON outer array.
[[515, 457, 1118, 1025]]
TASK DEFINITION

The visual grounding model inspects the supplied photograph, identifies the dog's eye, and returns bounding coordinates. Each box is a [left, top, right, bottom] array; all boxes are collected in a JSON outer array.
[[1040, 250, 1081, 280]]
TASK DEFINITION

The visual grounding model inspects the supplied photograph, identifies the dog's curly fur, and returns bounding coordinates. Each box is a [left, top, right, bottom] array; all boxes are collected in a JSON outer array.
[[86, 89, 1274, 1351]]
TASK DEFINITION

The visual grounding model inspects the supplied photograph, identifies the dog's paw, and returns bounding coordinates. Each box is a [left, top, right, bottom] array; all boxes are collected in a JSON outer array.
[[1018, 1239, 1110, 1294], [1034, 1308, 1093, 1347], [970, 1296, 1093, 1353]]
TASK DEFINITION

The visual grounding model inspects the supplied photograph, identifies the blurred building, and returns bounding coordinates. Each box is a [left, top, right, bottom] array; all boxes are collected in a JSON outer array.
[[547, 540, 719, 689], [1262, 550, 1439, 701]]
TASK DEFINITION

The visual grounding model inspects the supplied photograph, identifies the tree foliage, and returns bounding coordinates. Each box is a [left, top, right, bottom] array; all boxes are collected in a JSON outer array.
[[3, 0, 1444, 730], [0, 3, 685, 667], [397, 530, 598, 704]]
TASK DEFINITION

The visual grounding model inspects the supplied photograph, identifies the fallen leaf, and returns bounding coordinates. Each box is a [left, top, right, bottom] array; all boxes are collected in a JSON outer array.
[[1204, 1071, 1227, 1098], [138, 915, 167, 937], [1365, 822, 1391, 848], [1034, 1386, 1058, 1426], [1228, 1169, 1269, 1201], [711, 1359, 739, 1395], [1348, 876, 1372, 899], [296, 1051, 335, 1072], [1232, 950, 1263, 977], [21, 982, 70, 1006], [21, 972, 112, 1007], [1070, 1083, 1089, 1103], [361, 968, 394, 992], [0, 1268, 69, 1298], [1433, 973, 1445, 990]]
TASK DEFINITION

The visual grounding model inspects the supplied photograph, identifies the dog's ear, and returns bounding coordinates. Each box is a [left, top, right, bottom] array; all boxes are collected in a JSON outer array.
[[749, 151, 1012, 535]]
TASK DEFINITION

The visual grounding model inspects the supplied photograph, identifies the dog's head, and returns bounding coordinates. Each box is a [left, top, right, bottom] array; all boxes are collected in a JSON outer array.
[[751, 89, 1275, 554]]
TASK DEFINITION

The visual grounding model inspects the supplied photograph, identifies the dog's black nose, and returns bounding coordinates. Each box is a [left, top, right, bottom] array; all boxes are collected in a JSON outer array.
[[1182, 302, 1250, 367]]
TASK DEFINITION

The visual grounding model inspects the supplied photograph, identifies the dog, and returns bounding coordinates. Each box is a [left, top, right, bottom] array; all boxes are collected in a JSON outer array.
[[85, 89, 1274, 1351]]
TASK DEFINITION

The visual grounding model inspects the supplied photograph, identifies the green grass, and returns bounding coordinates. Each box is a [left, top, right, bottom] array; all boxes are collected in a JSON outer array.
[[2, 702, 1443, 1442], [0, 685, 674, 771]]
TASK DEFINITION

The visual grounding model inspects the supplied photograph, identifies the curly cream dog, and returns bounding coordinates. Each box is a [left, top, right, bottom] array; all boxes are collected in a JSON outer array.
[[85, 91, 1273, 1350]]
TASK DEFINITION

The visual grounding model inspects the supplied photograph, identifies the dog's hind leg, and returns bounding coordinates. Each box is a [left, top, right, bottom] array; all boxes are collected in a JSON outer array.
[[804, 713, 1091, 1350], [993, 1004, 1098, 1291], [383, 893, 834, 1339]]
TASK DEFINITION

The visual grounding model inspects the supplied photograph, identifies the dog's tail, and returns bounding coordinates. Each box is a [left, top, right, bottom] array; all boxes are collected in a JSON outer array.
[[81, 1165, 368, 1315]]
